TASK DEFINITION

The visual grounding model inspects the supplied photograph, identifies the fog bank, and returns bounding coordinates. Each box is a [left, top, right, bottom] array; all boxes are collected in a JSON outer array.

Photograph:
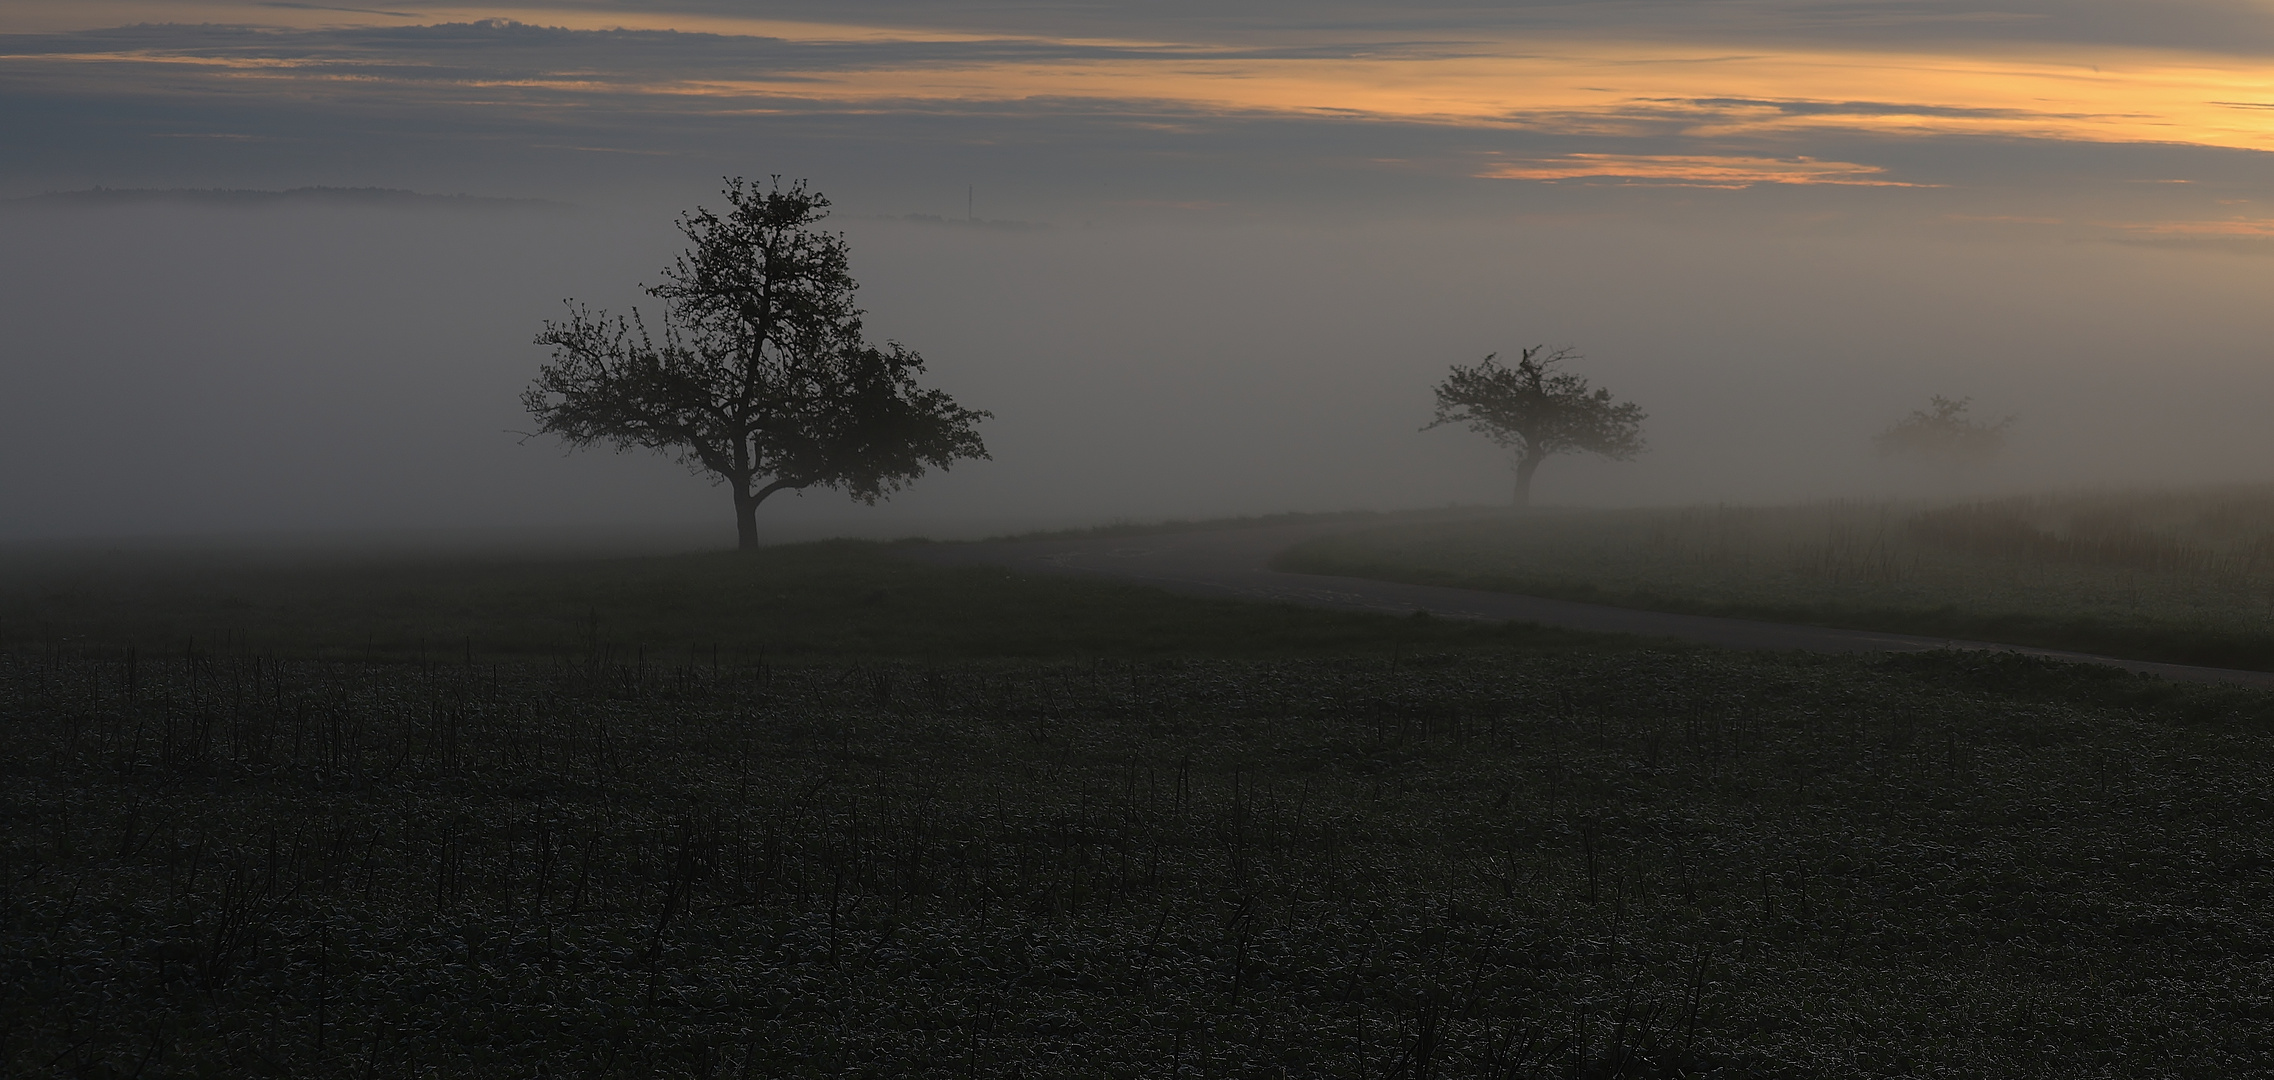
[[3, 193, 2271, 547]]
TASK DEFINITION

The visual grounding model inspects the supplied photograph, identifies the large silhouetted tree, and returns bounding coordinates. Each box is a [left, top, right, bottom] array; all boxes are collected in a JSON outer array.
[[524, 178, 988, 548], [1426, 345, 1646, 508]]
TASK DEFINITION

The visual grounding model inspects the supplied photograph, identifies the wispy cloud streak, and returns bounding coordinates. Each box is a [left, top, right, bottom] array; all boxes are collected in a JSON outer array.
[[1477, 154, 1924, 188]]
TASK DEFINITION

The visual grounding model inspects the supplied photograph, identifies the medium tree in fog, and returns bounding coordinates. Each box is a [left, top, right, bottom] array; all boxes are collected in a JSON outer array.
[[1874, 395, 2014, 468], [1425, 346, 1647, 508], [524, 177, 988, 548]]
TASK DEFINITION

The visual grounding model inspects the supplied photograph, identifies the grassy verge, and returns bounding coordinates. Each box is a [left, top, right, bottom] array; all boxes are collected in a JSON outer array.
[[7, 645, 2273, 1076], [982, 506, 1477, 544], [1280, 551, 2274, 669], [1277, 508, 2274, 670], [0, 539, 1607, 663]]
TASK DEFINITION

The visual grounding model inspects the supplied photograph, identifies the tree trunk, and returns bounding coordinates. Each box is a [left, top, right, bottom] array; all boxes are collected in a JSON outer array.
[[1513, 454, 1544, 509], [732, 485, 760, 550], [731, 478, 805, 550]]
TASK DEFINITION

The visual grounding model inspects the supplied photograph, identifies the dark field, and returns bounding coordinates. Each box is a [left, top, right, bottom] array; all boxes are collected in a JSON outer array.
[[10, 639, 2274, 1076], [0, 539, 1563, 662], [8, 539, 2274, 1077]]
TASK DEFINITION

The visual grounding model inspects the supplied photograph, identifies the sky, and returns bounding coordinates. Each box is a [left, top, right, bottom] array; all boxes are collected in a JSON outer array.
[[3, 1, 2273, 544]]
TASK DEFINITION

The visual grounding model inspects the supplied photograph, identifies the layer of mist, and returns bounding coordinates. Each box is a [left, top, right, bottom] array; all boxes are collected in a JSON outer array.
[[4, 190, 2272, 549]]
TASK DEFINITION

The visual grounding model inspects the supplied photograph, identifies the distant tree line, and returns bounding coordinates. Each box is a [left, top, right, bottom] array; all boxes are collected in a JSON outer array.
[[524, 177, 2024, 537]]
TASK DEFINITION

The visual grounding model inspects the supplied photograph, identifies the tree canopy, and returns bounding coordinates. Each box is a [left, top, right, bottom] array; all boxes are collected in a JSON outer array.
[[1425, 345, 1646, 508], [1874, 395, 2014, 467], [524, 177, 988, 548]]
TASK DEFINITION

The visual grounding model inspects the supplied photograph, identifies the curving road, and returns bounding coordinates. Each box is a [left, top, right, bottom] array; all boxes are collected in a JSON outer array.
[[912, 519, 2274, 689]]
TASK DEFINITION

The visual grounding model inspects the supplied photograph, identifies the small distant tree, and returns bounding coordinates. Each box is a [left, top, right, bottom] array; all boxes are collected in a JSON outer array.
[[524, 177, 989, 548], [1425, 345, 1647, 508], [1874, 395, 2014, 467]]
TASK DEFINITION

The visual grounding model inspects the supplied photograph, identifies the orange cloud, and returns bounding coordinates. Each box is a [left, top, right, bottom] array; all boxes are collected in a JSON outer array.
[[1477, 154, 1923, 188], [8, 15, 2274, 160], [592, 37, 2274, 157]]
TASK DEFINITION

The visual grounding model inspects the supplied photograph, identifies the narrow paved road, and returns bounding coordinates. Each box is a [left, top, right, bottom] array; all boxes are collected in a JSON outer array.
[[913, 519, 2274, 689]]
